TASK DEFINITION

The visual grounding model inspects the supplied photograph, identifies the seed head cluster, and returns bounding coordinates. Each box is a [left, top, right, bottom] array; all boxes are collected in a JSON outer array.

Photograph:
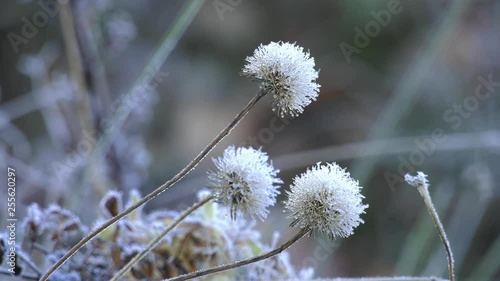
[[285, 163, 368, 239], [242, 41, 320, 117], [208, 146, 282, 220]]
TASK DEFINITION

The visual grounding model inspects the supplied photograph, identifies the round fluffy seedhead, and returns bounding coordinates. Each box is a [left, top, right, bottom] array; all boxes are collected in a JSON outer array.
[[284, 163, 368, 239], [208, 146, 282, 220], [242, 41, 320, 118]]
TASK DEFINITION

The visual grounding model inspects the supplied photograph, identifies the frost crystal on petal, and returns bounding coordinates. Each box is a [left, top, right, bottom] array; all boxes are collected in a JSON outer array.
[[242, 41, 320, 117], [284, 163, 368, 239], [208, 146, 282, 220]]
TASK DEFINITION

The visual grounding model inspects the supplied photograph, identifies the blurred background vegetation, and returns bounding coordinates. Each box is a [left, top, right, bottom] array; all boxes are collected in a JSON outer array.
[[0, 0, 499, 280]]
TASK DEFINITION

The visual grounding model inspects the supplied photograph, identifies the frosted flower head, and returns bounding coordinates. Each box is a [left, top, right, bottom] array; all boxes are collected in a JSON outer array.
[[242, 41, 320, 117], [208, 146, 282, 220], [284, 163, 368, 239]]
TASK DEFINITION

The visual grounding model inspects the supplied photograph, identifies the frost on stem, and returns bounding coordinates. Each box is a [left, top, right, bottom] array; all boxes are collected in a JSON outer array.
[[285, 163, 368, 239], [404, 171, 429, 189], [208, 146, 282, 221], [242, 41, 320, 118], [12, 189, 310, 280], [405, 172, 455, 281]]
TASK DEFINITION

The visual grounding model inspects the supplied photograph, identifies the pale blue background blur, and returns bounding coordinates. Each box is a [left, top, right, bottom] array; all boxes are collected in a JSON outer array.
[[1, 0, 499, 280]]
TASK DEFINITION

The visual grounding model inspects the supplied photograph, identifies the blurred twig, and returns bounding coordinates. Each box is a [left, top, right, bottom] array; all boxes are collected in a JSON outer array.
[[351, 0, 471, 183], [170, 130, 500, 200], [274, 130, 500, 171], [59, 0, 95, 137], [0, 121, 32, 160], [23, 44, 75, 149], [0, 92, 71, 123], [40, 89, 265, 281], [466, 234, 500, 281], [71, 0, 112, 112], [91, 0, 205, 154], [60, 0, 110, 209], [78, 0, 205, 194]]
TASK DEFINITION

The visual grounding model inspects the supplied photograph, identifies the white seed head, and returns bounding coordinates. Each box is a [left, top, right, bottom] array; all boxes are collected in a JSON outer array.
[[242, 41, 320, 118], [284, 163, 368, 239], [208, 146, 282, 220]]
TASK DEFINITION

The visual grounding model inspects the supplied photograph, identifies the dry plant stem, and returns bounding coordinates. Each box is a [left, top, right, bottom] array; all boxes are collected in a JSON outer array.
[[33, 243, 50, 255], [110, 195, 214, 281], [416, 184, 455, 281], [59, 1, 94, 137], [166, 227, 309, 281], [39, 90, 267, 281], [72, 0, 112, 111], [60, 0, 108, 219]]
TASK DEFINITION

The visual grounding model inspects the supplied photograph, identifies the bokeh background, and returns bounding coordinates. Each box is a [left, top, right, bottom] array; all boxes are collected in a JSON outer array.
[[1, 0, 499, 280]]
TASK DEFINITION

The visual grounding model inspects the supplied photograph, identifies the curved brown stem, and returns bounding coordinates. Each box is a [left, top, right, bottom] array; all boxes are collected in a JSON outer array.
[[166, 227, 309, 281], [39, 90, 266, 281], [110, 195, 214, 281]]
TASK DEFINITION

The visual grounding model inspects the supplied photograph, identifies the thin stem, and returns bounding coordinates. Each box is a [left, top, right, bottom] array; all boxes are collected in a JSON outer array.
[[60, 0, 109, 226], [166, 227, 309, 281], [59, 0, 94, 138], [110, 194, 214, 281], [416, 184, 455, 281], [40, 90, 267, 281], [32, 243, 50, 255], [72, 0, 112, 111], [395, 183, 453, 275]]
